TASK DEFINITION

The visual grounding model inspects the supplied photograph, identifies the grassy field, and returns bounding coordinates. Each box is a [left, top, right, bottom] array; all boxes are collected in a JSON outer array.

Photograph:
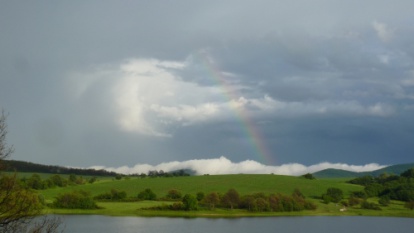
[[36, 174, 414, 218], [39, 174, 362, 201]]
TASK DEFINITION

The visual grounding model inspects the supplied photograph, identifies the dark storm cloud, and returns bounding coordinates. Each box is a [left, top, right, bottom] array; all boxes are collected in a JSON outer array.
[[1, 0, 414, 168]]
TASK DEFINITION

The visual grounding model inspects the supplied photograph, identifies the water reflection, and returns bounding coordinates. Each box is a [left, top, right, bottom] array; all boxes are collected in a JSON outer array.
[[57, 215, 414, 233]]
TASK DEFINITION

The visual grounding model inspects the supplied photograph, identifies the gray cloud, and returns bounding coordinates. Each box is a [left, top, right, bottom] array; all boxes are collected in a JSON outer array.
[[1, 1, 414, 168]]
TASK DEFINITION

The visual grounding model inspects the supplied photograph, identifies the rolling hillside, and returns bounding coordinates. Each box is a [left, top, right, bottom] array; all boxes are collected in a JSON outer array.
[[313, 163, 414, 178]]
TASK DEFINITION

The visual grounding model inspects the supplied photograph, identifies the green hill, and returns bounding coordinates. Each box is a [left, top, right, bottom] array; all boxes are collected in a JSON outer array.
[[313, 163, 414, 178], [39, 174, 363, 202]]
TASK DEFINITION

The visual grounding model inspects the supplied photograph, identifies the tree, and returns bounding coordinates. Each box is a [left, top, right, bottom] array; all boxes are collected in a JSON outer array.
[[182, 194, 198, 210], [166, 189, 182, 200], [204, 192, 220, 210], [322, 188, 343, 203], [301, 173, 315, 180], [54, 190, 97, 209], [0, 111, 62, 232], [138, 188, 157, 200], [0, 111, 13, 172], [196, 192, 205, 201], [221, 189, 240, 210], [401, 168, 414, 179]]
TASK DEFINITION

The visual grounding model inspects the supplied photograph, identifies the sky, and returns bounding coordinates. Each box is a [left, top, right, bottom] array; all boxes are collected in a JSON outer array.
[[1, 1, 414, 175]]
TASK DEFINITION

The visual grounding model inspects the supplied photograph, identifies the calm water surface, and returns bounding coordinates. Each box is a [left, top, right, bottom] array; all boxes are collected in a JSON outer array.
[[56, 215, 414, 233]]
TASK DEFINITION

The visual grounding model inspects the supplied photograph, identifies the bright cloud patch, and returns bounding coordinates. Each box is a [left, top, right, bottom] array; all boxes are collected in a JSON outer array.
[[89, 156, 386, 176]]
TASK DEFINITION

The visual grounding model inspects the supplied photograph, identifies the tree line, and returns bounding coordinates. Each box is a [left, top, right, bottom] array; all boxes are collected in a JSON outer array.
[[53, 187, 317, 213], [347, 168, 414, 210]]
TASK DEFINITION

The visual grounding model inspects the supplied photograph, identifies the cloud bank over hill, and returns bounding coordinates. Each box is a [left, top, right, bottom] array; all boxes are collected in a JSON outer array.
[[89, 156, 386, 176]]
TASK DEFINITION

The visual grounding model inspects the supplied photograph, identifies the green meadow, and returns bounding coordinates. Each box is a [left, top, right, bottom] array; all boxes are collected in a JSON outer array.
[[39, 174, 361, 201], [34, 174, 414, 217]]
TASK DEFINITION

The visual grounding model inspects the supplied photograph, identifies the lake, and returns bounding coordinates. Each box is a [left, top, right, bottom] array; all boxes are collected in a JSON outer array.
[[54, 215, 414, 233]]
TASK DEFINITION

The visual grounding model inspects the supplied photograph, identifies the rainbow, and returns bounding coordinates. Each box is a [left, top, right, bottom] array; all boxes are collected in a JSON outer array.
[[194, 50, 275, 165]]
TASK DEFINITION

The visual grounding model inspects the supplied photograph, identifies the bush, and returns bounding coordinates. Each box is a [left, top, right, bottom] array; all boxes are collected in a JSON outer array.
[[302, 173, 316, 180], [166, 189, 182, 200], [348, 197, 362, 206], [182, 194, 198, 210], [94, 189, 127, 201], [322, 188, 343, 203], [138, 188, 157, 200], [378, 196, 390, 206], [54, 190, 97, 209], [360, 201, 381, 210], [196, 192, 205, 201]]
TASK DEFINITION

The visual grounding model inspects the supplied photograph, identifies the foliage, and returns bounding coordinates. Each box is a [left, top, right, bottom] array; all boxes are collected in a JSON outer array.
[[0, 174, 43, 231], [347, 168, 414, 202], [146, 169, 191, 178], [138, 189, 157, 200], [94, 189, 127, 201], [166, 189, 182, 200], [378, 196, 390, 206], [196, 192, 205, 201], [203, 192, 220, 210], [221, 189, 240, 210], [347, 197, 363, 206], [348, 176, 375, 186], [405, 201, 414, 210], [350, 191, 367, 199], [182, 194, 198, 210], [322, 188, 343, 203], [360, 201, 381, 210], [54, 190, 98, 209], [401, 168, 414, 179], [301, 173, 316, 180]]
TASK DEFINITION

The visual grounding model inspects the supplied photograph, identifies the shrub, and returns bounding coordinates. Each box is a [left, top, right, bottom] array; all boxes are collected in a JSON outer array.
[[302, 173, 316, 180], [360, 201, 381, 210], [138, 188, 157, 200], [54, 190, 97, 209], [94, 189, 127, 201], [182, 194, 198, 210], [405, 201, 414, 210], [166, 189, 182, 200], [196, 192, 205, 201], [322, 188, 343, 203], [348, 197, 362, 206], [378, 196, 390, 206]]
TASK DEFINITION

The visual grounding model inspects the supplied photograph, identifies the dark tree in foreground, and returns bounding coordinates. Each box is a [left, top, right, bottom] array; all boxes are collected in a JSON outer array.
[[0, 110, 62, 232]]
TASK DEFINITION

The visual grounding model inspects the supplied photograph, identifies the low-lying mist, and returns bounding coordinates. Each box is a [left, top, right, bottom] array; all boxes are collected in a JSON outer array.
[[89, 156, 386, 176]]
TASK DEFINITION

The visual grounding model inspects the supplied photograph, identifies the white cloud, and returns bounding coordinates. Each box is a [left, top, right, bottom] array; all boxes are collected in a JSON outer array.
[[89, 156, 386, 176]]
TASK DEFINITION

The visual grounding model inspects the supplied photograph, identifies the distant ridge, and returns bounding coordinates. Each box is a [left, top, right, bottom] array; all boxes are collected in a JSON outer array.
[[3, 160, 120, 177], [313, 163, 414, 178]]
